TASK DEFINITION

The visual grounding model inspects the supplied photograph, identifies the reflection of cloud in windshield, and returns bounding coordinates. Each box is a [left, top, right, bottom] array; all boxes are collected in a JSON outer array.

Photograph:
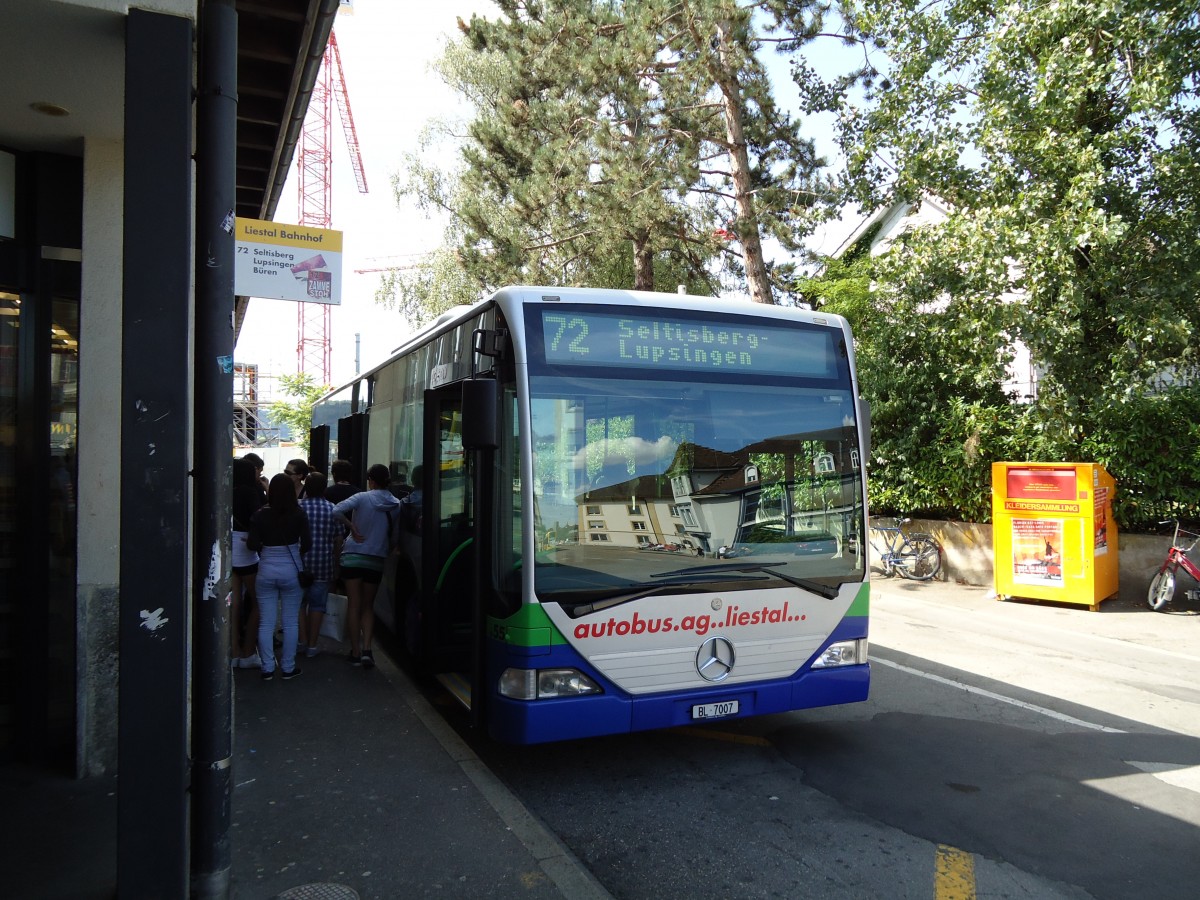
[[573, 436, 678, 470]]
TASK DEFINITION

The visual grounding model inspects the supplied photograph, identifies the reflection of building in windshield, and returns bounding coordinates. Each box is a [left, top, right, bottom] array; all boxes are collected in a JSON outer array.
[[666, 444, 755, 557], [573, 437, 863, 559], [575, 474, 694, 554]]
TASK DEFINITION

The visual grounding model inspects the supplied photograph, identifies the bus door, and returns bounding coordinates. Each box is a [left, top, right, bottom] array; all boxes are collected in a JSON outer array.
[[308, 424, 330, 474], [420, 385, 474, 677], [336, 412, 365, 481]]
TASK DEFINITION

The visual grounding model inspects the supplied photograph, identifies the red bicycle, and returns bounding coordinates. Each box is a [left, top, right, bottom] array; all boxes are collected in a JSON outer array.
[[1147, 520, 1200, 611]]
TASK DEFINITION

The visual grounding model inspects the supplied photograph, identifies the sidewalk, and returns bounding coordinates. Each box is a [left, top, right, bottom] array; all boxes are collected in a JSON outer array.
[[229, 636, 609, 899], [3, 634, 610, 900], [869, 569, 1200, 652]]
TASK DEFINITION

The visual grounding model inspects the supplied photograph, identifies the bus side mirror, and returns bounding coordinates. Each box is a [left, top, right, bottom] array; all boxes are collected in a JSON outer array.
[[462, 378, 498, 450]]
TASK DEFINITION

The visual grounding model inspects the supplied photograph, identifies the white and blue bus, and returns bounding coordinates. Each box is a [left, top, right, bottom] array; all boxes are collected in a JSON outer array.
[[310, 286, 871, 743]]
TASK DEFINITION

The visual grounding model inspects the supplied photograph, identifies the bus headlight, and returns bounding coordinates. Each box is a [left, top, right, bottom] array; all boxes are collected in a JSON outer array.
[[811, 639, 868, 668], [499, 667, 603, 700]]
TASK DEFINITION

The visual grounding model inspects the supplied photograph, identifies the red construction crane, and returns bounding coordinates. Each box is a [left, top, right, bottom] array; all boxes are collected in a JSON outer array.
[[353, 256, 420, 275], [296, 29, 367, 384]]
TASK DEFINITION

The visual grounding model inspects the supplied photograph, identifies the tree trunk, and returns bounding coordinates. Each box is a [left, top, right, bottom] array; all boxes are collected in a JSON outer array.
[[714, 21, 773, 305], [633, 235, 655, 290]]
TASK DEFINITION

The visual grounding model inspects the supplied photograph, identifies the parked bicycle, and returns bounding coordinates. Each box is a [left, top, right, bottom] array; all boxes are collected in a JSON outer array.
[[869, 517, 942, 581], [1147, 520, 1200, 611]]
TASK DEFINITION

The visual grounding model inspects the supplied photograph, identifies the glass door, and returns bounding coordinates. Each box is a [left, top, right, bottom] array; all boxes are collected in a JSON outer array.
[[0, 292, 19, 758], [422, 386, 474, 670], [0, 266, 79, 766], [46, 294, 79, 757]]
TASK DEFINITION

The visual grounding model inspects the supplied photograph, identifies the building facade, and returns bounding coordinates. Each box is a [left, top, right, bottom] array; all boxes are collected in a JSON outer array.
[[1, 0, 337, 892]]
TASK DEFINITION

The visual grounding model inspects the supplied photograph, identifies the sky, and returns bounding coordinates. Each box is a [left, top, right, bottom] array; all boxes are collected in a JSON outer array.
[[233, 1, 862, 395], [234, 2, 493, 391]]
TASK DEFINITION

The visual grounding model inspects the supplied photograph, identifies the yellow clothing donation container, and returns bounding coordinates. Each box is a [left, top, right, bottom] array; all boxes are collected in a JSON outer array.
[[992, 462, 1118, 611]]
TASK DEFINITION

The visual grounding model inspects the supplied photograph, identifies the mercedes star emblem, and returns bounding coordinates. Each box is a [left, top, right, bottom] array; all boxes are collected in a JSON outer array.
[[696, 636, 736, 682]]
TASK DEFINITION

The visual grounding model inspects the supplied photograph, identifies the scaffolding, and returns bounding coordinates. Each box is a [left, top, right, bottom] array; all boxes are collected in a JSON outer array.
[[233, 362, 281, 447]]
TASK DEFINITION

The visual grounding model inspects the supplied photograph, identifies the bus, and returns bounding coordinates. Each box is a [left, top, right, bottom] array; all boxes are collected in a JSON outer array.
[[310, 286, 871, 743]]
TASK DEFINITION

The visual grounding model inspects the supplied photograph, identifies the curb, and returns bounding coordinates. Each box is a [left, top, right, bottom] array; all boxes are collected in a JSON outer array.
[[374, 650, 613, 900]]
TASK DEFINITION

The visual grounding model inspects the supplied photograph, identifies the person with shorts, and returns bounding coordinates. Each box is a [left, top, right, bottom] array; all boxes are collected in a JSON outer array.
[[297, 471, 345, 657], [333, 463, 401, 668], [231, 456, 265, 668]]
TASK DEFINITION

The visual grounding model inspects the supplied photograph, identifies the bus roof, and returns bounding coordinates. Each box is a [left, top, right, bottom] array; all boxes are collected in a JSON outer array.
[[318, 285, 849, 400]]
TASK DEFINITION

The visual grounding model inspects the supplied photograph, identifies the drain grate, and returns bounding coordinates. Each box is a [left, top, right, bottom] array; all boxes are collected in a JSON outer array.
[[275, 884, 360, 900]]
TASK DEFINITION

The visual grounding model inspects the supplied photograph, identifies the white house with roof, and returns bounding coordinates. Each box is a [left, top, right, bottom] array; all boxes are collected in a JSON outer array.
[[831, 196, 1041, 401]]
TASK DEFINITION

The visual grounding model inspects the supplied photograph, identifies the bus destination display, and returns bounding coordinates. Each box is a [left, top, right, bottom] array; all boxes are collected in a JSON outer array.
[[538, 309, 838, 378]]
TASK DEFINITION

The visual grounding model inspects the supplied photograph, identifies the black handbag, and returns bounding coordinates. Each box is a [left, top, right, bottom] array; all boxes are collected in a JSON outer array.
[[287, 545, 314, 587]]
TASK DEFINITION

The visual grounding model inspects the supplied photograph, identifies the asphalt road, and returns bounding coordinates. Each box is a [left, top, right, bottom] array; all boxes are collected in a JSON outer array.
[[433, 579, 1200, 900]]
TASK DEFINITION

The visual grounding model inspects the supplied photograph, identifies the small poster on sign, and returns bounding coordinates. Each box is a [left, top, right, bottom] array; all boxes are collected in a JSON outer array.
[[1011, 518, 1064, 585]]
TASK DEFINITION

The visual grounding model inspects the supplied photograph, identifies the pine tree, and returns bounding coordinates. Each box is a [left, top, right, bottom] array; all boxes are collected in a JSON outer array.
[[662, 0, 834, 303], [387, 0, 835, 315]]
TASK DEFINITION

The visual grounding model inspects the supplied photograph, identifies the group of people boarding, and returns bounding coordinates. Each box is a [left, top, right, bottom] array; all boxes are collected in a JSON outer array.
[[230, 454, 408, 680]]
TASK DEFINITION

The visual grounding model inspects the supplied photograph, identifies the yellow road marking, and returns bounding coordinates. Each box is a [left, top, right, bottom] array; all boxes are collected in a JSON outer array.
[[672, 726, 772, 746], [935, 844, 975, 900]]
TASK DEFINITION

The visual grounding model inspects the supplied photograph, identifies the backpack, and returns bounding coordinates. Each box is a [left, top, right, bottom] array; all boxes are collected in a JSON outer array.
[[398, 493, 422, 535], [385, 505, 404, 552]]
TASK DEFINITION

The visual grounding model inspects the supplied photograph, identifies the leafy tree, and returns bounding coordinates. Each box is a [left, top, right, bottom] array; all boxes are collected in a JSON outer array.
[[811, 0, 1200, 526], [800, 231, 1019, 520], [384, 0, 835, 319], [792, 233, 874, 321], [267, 372, 329, 457]]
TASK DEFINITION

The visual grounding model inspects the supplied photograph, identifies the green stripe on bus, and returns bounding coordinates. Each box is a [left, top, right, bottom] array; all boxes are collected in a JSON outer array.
[[487, 603, 569, 647], [846, 582, 870, 617]]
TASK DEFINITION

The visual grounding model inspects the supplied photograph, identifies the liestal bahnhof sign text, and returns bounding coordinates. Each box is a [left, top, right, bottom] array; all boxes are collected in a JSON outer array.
[[234, 217, 343, 305]]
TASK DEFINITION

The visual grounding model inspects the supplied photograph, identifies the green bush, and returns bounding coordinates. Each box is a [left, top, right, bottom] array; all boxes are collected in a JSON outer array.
[[863, 391, 1200, 532]]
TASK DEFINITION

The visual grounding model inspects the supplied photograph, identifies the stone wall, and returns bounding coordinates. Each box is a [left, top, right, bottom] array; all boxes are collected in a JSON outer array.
[[871, 517, 1175, 604]]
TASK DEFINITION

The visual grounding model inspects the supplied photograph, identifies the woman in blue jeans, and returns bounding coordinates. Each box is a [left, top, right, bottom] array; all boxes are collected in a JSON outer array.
[[247, 473, 311, 680]]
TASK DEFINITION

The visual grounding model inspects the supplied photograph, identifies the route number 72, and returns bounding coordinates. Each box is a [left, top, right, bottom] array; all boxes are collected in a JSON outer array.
[[544, 315, 590, 356]]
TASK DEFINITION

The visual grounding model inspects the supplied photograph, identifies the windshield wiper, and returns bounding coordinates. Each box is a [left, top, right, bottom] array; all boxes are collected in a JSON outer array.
[[652, 563, 842, 600], [567, 574, 758, 618]]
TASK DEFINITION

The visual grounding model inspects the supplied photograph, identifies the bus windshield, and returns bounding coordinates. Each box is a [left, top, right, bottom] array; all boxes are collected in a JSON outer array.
[[528, 373, 866, 613]]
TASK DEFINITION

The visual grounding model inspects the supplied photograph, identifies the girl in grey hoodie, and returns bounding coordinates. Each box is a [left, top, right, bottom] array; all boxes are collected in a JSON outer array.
[[333, 463, 401, 667]]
